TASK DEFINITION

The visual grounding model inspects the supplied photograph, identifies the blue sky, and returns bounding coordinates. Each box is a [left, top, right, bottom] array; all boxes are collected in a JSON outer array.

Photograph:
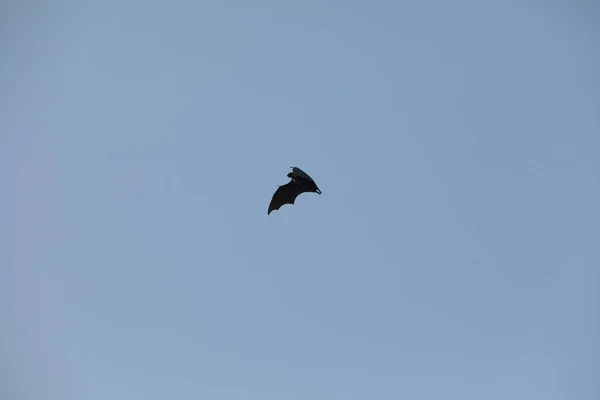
[[2, 1, 599, 399]]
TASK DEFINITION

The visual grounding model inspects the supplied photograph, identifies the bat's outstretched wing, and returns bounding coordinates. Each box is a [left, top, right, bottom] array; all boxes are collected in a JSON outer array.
[[268, 182, 307, 214]]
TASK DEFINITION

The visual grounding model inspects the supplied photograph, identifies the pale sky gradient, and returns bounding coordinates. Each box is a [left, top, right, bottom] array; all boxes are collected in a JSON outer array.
[[2, 1, 599, 399]]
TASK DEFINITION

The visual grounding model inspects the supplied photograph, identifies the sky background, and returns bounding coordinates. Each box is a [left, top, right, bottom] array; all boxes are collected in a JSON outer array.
[[2, 1, 599, 399]]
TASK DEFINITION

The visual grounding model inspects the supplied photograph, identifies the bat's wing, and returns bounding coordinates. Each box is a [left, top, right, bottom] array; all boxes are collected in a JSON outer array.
[[290, 166, 321, 194], [268, 182, 307, 214], [291, 167, 312, 181]]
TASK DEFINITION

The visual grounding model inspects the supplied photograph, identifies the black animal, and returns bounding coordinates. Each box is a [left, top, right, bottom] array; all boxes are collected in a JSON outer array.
[[268, 167, 322, 215]]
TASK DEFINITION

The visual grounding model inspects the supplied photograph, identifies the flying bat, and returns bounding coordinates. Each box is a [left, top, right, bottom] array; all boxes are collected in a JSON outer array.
[[268, 167, 322, 215]]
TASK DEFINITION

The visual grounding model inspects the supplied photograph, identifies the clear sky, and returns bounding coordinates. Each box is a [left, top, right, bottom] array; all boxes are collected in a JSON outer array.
[[2, 1, 599, 399]]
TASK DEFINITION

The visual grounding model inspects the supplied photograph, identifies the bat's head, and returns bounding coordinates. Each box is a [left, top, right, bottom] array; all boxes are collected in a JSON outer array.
[[287, 172, 293, 178]]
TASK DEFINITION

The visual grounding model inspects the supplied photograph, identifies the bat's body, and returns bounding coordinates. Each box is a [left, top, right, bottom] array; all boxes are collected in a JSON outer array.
[[268, 167, 322, 215]]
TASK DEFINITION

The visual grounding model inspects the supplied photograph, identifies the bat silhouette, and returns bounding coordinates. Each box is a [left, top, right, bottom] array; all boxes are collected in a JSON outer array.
[[268, 167, 322, 215]]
